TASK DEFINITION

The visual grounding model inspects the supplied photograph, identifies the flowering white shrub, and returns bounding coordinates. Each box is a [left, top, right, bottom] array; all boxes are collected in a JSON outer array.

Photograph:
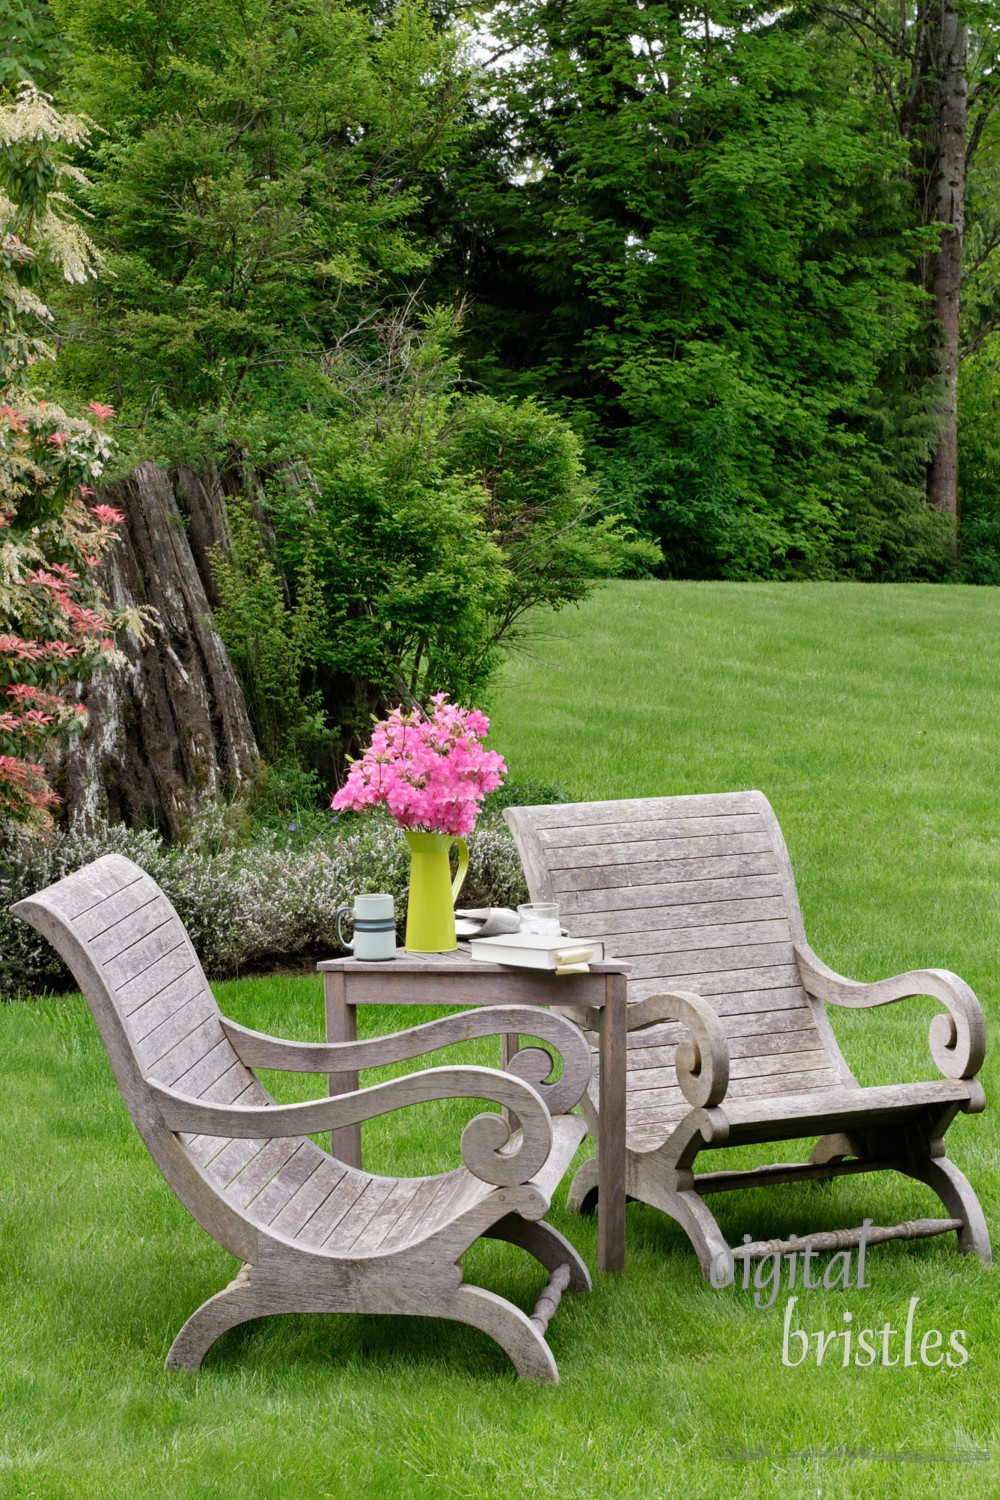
[[0, 815, 529, 996]]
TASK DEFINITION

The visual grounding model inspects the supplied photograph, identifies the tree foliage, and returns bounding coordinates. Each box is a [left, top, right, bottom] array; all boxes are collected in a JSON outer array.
[[51, 0, 473, 432], [0, 1, 70, 92], [15, 0, 1000, 808], [213, 305, 654, 767], [37, 0, 648, 775], [425, 0, 961, 578]]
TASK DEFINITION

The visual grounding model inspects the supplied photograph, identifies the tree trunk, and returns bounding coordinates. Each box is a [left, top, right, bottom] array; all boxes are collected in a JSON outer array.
[[906, 1, 969, 547], [58, 462, 259, 837]]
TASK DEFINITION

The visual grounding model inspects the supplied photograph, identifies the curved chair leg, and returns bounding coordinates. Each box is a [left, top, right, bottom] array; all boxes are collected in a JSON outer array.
[[902, 1155, 992, 1265], [444, 1285, 560, 1382], [665, 1189, 734, 1285], [567, 1156, 599, 1216], [166, 1266, 262, 1370], [486, 1213, 592, 1293]]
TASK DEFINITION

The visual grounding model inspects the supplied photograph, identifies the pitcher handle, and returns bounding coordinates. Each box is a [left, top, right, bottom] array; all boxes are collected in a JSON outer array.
[[452, 837, 469, 904]]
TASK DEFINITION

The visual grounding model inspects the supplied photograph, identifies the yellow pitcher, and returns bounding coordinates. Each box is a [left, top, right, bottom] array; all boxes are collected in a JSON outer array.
[[403, 831, 469, 952]]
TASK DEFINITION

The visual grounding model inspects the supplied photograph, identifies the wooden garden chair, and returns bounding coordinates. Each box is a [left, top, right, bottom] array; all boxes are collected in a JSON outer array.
[[11, 854, 594, 1381], [505, 791, 990, 1279]]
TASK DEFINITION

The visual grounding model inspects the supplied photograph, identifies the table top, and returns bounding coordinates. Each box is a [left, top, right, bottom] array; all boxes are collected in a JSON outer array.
[[318, 944, 630, 976]]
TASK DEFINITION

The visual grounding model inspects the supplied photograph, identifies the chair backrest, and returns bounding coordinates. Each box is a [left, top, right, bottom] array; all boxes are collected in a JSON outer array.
[[12, 854, 271, 1261], [505, 791, 854, 1143]]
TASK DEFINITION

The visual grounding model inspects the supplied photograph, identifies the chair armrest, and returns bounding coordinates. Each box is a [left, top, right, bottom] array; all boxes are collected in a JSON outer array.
[[221, 1004, 591, 1116], [625, 990, 730, 1107], [794, 943, 986, 1081], [149, 1064, 553, 1187]]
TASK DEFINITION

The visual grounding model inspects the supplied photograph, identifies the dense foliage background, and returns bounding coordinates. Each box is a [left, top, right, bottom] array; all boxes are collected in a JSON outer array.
[[3, 0, 1000, 799]]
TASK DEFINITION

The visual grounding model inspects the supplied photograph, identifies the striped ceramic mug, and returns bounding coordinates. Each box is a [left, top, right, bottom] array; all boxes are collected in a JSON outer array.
[[335, 893, 396, 961]]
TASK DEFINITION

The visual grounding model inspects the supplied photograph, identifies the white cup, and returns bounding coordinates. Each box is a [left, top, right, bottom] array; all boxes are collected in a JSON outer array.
[[518, 902, 561, 938], [336, 893, 396, 961]]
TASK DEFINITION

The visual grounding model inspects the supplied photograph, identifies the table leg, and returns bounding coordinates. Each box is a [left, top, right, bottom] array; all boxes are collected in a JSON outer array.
[[598, 972, 627, 1272], [323, 970, 361, 1168]]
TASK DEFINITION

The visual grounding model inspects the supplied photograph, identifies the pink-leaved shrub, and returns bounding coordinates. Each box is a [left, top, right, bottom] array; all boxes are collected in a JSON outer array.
[[0, 87, 134, 831]]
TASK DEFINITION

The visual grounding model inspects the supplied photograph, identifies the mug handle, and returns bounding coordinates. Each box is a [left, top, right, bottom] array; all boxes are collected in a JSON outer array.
[[335, 906, 355, 951], [451, 837, 469, 904]]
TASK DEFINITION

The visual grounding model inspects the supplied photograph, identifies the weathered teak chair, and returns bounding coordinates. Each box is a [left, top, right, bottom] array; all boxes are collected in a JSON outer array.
[[505, 791, 990, 1278], [11, 854, 594, 1381]]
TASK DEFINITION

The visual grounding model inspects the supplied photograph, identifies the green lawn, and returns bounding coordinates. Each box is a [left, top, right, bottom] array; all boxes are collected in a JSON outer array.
[[2, 581, 998, 1497]]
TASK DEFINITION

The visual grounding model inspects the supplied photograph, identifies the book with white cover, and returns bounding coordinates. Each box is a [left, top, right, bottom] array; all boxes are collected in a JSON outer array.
[[468, 932, 604, 971]]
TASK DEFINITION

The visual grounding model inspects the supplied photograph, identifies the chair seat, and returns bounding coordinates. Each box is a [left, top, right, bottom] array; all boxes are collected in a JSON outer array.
[[201, 1113, 588, 1257], [620, 1079, 975, 1154], [721, 1079, 974, 1142]]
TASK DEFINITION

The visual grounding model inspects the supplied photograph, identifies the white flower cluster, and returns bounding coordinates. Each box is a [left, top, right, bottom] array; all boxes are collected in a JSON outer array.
[[0, 817, 529, 995], [0, 88, 105, 286]]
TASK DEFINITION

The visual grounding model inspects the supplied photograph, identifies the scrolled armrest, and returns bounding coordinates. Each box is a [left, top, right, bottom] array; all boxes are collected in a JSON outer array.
[[221, 1004, 591, 1116], [794, 943, 986, 1081], [150, 1064, 553, 1187], [626, 990, 730, 1107]]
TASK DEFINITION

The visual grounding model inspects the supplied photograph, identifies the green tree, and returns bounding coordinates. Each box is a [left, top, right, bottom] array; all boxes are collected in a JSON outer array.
[[213, 306, 655, 768], [50, 0, 473, 440], [443, 392, 660, 678], [429, 0, 950, 578], [0, 1, 70, 93], [44, 0, 649, 779]]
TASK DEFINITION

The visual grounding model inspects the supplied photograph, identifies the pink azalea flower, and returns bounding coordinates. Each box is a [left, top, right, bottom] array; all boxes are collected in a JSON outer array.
[[331, 697, 506, 835]]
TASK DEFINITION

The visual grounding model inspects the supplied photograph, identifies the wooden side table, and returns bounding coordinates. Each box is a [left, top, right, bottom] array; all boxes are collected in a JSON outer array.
[[317, 948, 630, 1272]]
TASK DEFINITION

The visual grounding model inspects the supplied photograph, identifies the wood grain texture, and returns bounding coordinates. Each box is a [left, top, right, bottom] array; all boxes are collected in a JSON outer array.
[[9, 853, 597, 1380], [152, 1065, 556, 1185], [597, 970, 628, 1272], [551, 851, 779, 893], [796, 943, 987, 1079], [225, 1003, 591, 1117], [505, 791, 990, 1275], [319, 947, 631, 1275]]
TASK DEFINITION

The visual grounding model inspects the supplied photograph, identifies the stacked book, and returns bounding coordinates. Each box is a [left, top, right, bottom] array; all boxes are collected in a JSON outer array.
[[468, 932, 604, 975]]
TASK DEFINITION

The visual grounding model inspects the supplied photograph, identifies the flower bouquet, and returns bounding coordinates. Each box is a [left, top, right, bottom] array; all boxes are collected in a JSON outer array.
[[331, 695, 507, 950]]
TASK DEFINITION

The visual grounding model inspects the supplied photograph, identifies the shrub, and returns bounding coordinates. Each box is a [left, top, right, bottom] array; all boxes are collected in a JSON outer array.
[[0, 86, 137, 832], [0, 814, 529, 996], [213, 308, 660, 774]]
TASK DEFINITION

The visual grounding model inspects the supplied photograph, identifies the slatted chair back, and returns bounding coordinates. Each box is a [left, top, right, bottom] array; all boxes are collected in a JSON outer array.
[[506, 791, 854, 1146], [14, 853, 274, 1262]]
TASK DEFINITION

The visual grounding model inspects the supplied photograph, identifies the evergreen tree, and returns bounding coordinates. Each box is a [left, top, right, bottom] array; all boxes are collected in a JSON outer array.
[[429, 0, 952, 578], [50, 0, 473, 441]]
